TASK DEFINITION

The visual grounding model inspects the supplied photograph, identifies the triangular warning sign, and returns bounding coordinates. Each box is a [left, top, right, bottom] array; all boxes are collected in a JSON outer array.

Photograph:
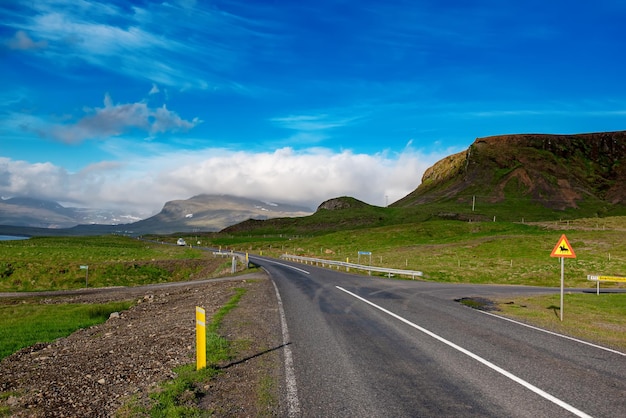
[[550, 234, 576, 258]]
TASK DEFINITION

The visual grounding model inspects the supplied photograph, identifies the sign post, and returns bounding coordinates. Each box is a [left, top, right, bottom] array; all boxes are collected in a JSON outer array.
[[587, 275, 626, 295], [79, 265, 89, 287], [358, 251, 372, 275], [550, 234, 576, 321], [358, 251, 372, 264]]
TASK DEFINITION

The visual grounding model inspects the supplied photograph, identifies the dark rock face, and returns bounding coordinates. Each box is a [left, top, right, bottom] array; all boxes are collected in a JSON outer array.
[[395, 131, 626, 209], [317, 198, 352, 211]]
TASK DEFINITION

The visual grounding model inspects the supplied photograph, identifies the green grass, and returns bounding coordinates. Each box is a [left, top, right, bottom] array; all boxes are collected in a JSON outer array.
[[496, 293, 626, 351], [256, 375, 278, 417], [215, 218, 626, 288], [125, 287, 248, 417], [0, 235, 210, 292], [143, 364, 216, 418], [205, 288, 245, 364], [0, 299, 134, 360]]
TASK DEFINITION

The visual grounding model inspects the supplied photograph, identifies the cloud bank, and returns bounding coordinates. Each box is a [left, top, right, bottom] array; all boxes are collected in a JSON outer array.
[[0, 147, 445, 214]]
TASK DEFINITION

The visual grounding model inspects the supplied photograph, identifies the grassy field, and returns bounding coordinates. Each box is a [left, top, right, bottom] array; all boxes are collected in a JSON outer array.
[[0, 235, 220, 292], [210, 218, 626, 289], [495, 293, 626, 351], [0, 235, 234, 362], [0, 299, 134, 360]]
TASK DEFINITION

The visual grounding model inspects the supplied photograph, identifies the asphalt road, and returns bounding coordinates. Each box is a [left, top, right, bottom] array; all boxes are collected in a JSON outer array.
[[251, 255, 626, 418]]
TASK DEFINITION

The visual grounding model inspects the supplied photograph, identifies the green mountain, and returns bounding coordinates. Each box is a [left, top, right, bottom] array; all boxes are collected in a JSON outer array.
[[222, 131, 626, 236], [221, 196, 397, 235], [392, 131, 626, 220]]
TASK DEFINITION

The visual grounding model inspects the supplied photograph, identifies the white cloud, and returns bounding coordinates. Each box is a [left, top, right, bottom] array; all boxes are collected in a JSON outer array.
[[0, 159, 68, 197], [0, 147, 445, 214], [36, 94, 200, 143], [5, 0, 282, 91], [272, 113, 361, 132]]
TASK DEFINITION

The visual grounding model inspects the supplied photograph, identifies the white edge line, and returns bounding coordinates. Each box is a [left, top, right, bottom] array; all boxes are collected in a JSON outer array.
[[252, 257, 310, 275], [336, 286, 593, 418], [475, 308, 626, 357], [271, 276, 301, 416]]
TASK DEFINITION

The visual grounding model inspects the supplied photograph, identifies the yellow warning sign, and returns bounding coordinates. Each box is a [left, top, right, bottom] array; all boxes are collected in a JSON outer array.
[[550, 234, 576, 258]]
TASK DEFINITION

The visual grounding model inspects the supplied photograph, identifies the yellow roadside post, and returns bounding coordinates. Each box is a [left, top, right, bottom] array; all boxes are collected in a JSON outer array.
[[196, 306, 206, 370]]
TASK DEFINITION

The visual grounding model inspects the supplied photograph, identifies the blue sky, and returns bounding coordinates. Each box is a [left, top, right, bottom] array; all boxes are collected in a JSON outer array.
[[1, 0, 625, 214]]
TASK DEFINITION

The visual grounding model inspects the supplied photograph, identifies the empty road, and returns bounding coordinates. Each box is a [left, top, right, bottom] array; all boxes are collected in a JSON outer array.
[[251, 255, 626, 417]]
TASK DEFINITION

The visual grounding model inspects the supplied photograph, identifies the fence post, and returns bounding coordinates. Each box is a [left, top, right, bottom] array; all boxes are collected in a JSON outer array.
[[196, 307, 206, 370]]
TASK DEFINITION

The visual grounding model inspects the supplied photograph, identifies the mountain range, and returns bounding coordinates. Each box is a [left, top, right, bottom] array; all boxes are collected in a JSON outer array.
[[0, 197, 146, 229], [2, 130, 625, 236], [0, 194, 312, 236]]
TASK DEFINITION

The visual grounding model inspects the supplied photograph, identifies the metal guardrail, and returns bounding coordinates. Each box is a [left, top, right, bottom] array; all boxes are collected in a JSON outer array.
[[280, 254, 423, 279], [212, 251, 235, 257]]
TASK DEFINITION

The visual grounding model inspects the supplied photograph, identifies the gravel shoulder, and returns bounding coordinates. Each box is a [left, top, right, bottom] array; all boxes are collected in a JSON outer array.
[[0, 272, 284, 417]]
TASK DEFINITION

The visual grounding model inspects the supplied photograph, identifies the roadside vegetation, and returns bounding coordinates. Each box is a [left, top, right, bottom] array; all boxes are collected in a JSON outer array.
[[495, 293, 626, 351], [117, 288, 247, 417], [0, 235, 256, 416], [0, 235, 217, 292], [208, 217, 626, 289], [0, 299, 134, 360], [0, 235, 240, 360]]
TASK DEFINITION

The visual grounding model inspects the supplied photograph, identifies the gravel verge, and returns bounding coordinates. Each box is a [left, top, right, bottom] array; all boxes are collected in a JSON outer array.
[[0, 272, 284, 417]]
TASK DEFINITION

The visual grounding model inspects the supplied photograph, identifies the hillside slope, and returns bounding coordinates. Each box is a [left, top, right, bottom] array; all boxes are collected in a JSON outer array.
[[393, 131, 626, 212], [112, 194, 313, 234], [221, 196, 391, 235]]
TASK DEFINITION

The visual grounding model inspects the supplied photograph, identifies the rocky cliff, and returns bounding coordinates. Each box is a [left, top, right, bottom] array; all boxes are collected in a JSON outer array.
[[394, 131, 626, 210]]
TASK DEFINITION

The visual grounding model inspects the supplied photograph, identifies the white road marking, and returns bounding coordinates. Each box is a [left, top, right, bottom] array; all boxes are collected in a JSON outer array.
[[272, 279, 301, 416], [252, 257, 310, 275], [336, 286, 593, 418], [476, 309, 626, 357]]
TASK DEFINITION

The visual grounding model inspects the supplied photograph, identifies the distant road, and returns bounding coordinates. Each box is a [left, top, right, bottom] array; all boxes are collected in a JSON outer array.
[[251, 255, 625, 417]]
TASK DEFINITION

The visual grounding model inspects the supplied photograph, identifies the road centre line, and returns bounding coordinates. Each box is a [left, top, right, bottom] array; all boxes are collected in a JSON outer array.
[[336, 286, 593, 418], [475, 309, 625, 357]]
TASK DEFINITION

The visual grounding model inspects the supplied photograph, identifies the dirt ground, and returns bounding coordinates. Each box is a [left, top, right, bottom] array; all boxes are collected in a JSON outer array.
[[0, 272, 285, 417]]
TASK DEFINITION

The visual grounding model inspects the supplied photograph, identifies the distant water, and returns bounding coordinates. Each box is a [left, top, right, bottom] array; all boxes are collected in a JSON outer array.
[[0, 235, 30, 241]]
